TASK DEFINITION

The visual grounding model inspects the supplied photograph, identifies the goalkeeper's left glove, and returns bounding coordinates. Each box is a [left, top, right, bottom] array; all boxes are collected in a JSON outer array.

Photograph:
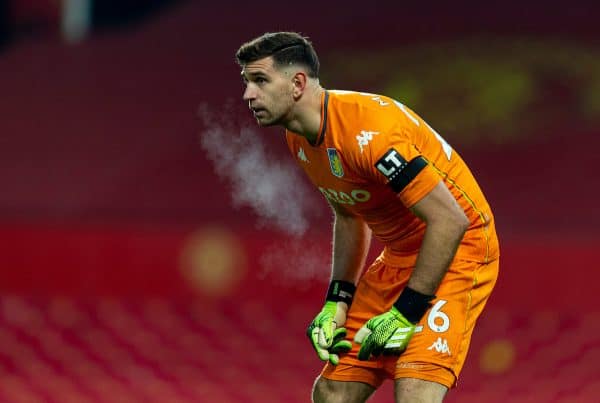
[[354, 287, 435, 361]]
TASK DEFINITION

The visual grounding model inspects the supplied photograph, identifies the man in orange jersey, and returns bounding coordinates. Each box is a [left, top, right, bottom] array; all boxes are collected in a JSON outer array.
[[236, 32, 499, 402]]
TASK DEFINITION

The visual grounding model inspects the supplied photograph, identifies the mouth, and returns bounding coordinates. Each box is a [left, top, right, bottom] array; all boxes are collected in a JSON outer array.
[[252, 107, 266, 117]]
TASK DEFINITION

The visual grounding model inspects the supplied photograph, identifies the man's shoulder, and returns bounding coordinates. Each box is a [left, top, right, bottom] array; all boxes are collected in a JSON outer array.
[[328, 90, 393, 108], [326, 90, 408, 154], [327, 90, 401, 125]]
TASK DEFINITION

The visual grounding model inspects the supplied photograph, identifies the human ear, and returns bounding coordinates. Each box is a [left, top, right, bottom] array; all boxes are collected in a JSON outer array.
[[292, 72, 307, 99]]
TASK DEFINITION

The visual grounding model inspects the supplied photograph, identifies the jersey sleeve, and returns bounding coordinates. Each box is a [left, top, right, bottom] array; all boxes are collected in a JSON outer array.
[[350, 120, 441, 208]]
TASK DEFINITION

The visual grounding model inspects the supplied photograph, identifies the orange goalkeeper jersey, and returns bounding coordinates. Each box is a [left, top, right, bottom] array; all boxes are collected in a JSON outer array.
[[285, 90, 499, 266]]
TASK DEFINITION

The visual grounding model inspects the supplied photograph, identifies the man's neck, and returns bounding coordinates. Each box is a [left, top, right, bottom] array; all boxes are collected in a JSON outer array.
[[285, 86, 325, 144]]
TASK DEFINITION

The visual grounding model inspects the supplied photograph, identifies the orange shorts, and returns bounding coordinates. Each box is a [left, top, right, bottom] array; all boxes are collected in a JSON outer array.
[[321, 255, 499, 389]]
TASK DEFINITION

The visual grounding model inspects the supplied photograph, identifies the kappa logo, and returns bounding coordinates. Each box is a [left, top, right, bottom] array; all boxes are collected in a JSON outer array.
[[327, 148, 344, 178], [297, 147, 309, 163], [427, 337, 451, 356], [356, 130, 380, 153]]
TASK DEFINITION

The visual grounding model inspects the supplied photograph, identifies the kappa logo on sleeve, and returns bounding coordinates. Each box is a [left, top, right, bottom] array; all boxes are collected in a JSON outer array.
[[375, 148, 408, 179]]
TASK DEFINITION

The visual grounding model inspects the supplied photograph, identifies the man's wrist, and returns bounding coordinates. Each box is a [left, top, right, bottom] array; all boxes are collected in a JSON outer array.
[[326, 280, 356, 306], [393, 286, 435, 324]]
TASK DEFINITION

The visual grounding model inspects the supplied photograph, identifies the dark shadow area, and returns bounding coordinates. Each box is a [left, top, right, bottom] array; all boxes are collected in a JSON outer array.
[[0, 0, 11, 50], [92, 0, 185, 30]]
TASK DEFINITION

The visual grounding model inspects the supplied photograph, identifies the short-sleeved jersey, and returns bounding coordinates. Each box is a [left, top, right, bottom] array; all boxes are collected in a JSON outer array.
[[286, 90, 499, 267]]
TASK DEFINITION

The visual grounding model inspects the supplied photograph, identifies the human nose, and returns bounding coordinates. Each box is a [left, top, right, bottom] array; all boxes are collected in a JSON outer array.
[[242, 84, 256, 102]]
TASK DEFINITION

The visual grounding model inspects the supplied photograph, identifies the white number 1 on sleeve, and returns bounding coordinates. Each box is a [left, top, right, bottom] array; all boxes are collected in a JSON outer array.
[[394, 100, 453, 161]]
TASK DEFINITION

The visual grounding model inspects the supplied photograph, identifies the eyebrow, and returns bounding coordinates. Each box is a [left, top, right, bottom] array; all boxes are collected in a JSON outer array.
[[241, 70, 268, 80]]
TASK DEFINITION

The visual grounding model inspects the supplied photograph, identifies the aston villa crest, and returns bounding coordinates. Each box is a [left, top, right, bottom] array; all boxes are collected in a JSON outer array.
[[327, 148, 344, 178]]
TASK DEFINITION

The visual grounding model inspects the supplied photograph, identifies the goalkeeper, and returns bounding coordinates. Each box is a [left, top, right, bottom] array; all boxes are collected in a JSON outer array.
[[236, 32, 499, 402]]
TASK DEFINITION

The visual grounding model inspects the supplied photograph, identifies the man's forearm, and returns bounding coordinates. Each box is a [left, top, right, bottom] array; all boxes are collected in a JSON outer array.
[[331, 212, 372, 284], [407, 218, 467, 295]]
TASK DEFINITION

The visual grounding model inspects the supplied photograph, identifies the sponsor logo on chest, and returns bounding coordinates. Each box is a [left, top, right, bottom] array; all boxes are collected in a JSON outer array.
[[318, 187, 371, 205]]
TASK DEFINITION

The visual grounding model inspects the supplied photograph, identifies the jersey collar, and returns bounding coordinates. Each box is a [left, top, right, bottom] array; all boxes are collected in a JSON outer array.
[[311, 90, 329, 147]]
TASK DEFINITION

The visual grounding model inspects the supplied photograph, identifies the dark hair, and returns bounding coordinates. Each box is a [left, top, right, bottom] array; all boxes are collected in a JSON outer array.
[[236, 32, 320, 78]]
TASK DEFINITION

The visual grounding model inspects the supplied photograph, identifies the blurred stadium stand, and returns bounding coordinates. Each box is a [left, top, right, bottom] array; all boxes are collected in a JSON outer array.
[[0, 1, 599, 401]]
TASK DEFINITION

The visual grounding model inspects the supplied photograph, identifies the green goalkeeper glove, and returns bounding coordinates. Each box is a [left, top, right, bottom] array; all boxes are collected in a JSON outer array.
[[354, 287, 434, 361], [307, 280, 356, 365]]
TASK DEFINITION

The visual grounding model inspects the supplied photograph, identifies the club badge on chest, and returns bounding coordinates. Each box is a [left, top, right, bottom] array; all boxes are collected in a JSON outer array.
[[327, 148, 344, 178]]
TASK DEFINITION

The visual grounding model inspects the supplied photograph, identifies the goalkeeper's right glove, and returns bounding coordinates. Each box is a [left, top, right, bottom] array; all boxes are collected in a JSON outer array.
[[306, 280, 356, 365], [354, 286, 434, 360]]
